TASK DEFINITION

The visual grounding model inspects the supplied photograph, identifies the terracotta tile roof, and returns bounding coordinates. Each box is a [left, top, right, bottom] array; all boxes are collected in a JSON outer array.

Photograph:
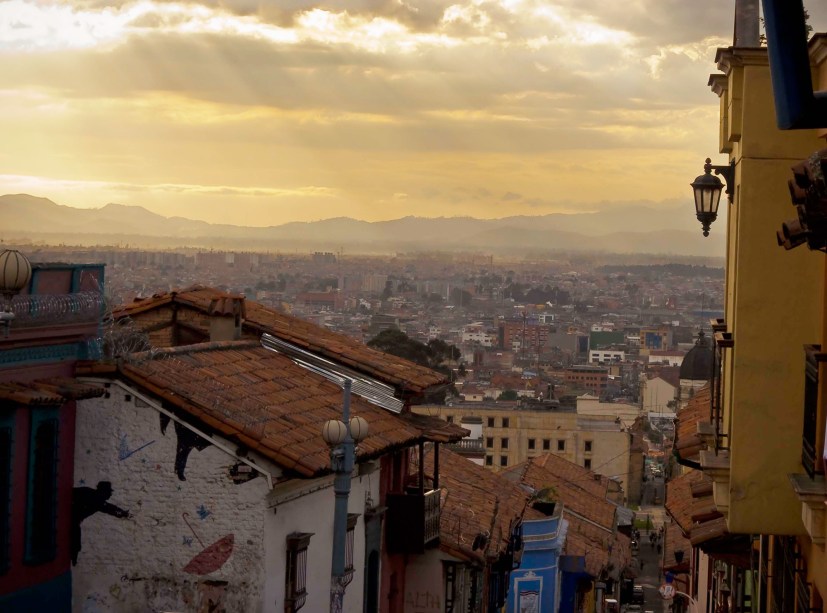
[[563, 513, 631, 578], [663, 520, 691, 573], [116, 341, 441, 478], [500, 453, 633, 577], [665, 470, 707, 534], [674, 386, 711, 463], [116, 286, 447, 395], [421, 447, 542, 564], [504, 454, 614, 524], [0, 378, 105, 405]]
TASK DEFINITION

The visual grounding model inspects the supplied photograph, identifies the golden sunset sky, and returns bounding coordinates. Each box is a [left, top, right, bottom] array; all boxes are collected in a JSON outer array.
[[0, 1, 824, 227]]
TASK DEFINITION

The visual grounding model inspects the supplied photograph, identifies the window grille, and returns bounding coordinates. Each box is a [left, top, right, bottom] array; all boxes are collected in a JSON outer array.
[[343, 514, 359, 587], [285, 532, 313, 612]]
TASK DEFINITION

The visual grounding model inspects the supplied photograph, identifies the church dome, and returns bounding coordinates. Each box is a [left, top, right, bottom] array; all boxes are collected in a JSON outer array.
[[680, 330, 713, 381]]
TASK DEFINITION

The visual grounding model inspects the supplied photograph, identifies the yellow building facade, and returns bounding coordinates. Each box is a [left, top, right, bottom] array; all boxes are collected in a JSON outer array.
[[699, 36, 827, 611], [415, 403, 634, 503]]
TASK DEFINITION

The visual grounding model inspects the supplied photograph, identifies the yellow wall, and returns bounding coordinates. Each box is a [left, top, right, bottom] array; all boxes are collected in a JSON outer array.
[[715, 48, 822, 534], [414, 405, 632, 501]]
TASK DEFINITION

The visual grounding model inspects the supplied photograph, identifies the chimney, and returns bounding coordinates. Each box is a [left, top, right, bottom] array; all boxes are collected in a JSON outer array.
[[733, 0, 760, 47], [208, 294, 246, 342]]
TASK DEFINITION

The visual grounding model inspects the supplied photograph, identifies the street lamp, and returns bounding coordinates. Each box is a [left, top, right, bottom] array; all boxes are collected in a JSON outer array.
[[691, 158, 735, 236], [0, 249, 32, 336], [321, 378, 369, 613]]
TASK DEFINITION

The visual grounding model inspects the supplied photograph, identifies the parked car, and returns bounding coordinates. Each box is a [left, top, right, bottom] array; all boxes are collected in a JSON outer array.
[[632, 584, 645, 604]]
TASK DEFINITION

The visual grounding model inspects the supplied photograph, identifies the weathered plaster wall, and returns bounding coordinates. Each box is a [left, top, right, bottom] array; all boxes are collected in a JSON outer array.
[[73, 383, 275, 612], [403, 548, 446, 613]]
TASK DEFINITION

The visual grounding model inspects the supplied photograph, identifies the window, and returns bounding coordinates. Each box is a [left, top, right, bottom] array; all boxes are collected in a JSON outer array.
[[528, 438, 535, 450], [486, 437, 493, 448], [502, 418, 510, 428], [446, 415, 454, 424], [501, 437, 509, 450], [285, 532, 313, 612], [487, 417, 495, 428], [584, 440, 593, 453], [584, 459, 592, 470], [485, 455, 493, 466], [500, 456, 508, 467], [0, 411, 13, 575], [557, 440, 566, 452], [25, 408, 59, 565], [542, 439, 550, 451]]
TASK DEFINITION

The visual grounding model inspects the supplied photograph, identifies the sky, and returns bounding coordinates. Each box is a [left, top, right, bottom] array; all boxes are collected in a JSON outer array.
[[0, 0, 824, 228]]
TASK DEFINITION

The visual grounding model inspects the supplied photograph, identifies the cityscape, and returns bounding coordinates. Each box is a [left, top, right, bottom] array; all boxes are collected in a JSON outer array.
[[0, 2, 826, 613]]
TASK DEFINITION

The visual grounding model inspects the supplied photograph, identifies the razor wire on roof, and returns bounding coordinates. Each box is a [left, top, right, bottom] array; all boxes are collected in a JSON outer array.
[[9, 291, 105, 328], [97, 301, 272, 428]]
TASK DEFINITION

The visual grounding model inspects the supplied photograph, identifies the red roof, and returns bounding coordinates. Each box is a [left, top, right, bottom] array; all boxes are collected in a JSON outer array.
[[422, 447, 542, 564], [117, 341, 464, 478], [116, 286, 446, 395]]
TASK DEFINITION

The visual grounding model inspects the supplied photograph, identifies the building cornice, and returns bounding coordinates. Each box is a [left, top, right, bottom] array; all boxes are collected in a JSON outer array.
[[715, 46, 769, 74]]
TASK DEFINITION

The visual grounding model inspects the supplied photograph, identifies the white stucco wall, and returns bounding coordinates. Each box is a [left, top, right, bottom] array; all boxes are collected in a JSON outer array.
[[73, 382, 278, 612], [264, 463, 381, 613]]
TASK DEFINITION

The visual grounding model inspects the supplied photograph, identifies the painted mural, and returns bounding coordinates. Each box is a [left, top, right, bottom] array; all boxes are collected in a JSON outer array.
[[72, 386, 271, 612], [72, 482, 131, 565]]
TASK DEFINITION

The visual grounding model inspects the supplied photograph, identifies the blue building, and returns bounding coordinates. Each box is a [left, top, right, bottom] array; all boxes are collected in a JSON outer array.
[[507, 503, 566, 613]]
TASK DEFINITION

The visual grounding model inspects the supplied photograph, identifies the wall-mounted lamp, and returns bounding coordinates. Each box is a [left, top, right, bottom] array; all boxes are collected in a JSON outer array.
[[691, 158, 735, 236], [0, 249, 32, 337]]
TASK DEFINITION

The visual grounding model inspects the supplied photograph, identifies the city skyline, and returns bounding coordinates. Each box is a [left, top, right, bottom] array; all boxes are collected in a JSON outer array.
[[0, 1, 824, 230]]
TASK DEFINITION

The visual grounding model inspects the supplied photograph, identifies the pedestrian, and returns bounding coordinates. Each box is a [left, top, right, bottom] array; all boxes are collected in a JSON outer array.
[[657, 543, 662, 554], [640, 557, 645, 570]]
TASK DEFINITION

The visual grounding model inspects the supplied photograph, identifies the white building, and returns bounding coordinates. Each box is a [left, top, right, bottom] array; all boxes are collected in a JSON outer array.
[[589, 349, 625, 364]]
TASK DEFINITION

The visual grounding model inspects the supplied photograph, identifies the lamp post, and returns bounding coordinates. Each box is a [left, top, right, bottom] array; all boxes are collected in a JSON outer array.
[[0, 249, 32, 336], [691, 158, 735, 236], [321, 378, 369, 613]]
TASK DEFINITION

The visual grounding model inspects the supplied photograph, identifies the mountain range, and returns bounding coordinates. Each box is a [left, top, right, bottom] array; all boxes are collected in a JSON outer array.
[[0, 194, 725, 258]]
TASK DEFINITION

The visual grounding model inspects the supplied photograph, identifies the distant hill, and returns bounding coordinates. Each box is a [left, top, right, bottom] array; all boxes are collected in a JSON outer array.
[[0, 194, 725, 257]]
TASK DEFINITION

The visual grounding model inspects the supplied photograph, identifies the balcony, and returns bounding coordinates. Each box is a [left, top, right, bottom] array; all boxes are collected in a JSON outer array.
[[385, 488, 441, 554], [445, 437, 485, 456], [699, 449, 731, 515], [788, 474, 826, 546]]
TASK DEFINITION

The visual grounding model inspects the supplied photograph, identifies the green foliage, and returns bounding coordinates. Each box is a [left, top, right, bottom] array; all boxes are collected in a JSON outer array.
[[367, 329, 462, 372], [498, 389, 519, 401]]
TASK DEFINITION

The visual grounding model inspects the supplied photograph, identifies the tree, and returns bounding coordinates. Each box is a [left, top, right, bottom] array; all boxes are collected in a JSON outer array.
[[498, 389, 519, 401]]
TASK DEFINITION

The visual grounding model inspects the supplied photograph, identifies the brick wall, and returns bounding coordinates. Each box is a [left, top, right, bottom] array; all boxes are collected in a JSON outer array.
[[73, 384, 273, 612]]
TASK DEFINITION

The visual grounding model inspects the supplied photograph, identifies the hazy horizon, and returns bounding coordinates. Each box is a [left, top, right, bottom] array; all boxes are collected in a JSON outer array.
[[2, 1, 822, 233]]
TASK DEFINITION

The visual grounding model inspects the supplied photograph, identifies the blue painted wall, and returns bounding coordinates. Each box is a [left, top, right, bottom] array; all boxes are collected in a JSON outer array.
[[507, 511, 565, 613]]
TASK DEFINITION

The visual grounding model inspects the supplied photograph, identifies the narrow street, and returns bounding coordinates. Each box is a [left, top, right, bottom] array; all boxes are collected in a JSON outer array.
[[628, 473, 669, 612]]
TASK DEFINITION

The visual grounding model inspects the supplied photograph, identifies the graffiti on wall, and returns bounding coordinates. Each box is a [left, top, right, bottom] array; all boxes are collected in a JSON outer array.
[[181, 512, 234, 575], [158, 413, 212, 481], [72, 481, 131, 565]]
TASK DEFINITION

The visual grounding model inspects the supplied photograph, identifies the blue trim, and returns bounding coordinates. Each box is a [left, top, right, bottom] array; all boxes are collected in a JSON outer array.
[[0, 343, 85, 367], [24, 407, 60, 565], [0, 570, 71, 612], [0, 409, 14, 575], [762, 0, 827, 129]]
